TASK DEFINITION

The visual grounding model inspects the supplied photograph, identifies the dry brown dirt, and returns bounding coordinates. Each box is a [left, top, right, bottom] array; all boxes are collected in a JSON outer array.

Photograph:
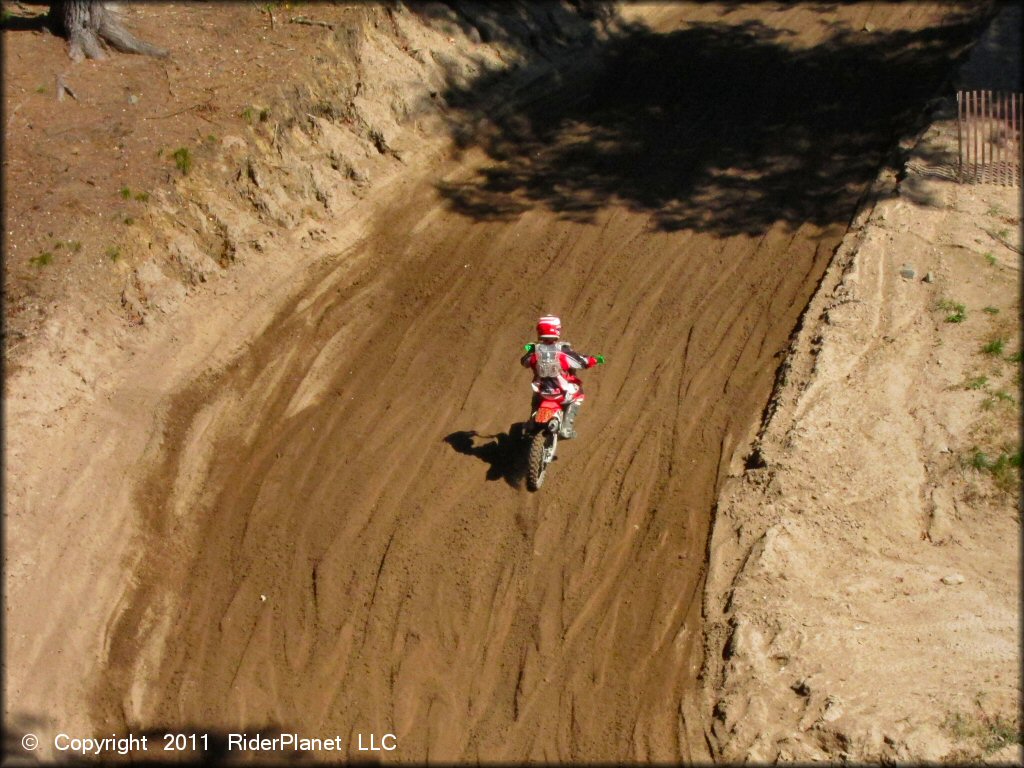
[[704, 6, 1022, 762], [3, 1, 1016, 764]]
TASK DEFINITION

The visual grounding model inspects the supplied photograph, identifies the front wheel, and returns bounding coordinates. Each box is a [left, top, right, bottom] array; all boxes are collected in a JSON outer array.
[[527, 431, 550, 491]]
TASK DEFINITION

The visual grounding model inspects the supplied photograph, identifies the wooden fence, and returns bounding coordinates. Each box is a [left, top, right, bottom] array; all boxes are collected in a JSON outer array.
[[957, 90, 1022, 186]]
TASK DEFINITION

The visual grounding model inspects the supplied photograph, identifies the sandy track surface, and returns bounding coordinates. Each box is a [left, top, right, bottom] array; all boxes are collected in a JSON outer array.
[[5, 2, 991, 763]]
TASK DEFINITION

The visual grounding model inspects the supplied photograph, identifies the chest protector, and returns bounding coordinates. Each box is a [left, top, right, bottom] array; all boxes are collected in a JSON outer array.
[[534, 343, 564, 378]]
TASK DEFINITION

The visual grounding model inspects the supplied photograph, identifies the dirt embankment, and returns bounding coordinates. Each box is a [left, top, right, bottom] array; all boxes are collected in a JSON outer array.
[[702, 5, 1021, 762], [3, 1, 1009, 764]]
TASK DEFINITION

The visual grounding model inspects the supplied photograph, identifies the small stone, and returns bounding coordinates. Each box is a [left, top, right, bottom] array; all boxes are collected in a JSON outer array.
[[822, 695, 844, 722], [923, 271, 935, 283], [941, 573, 965, 585], [128, 94, 140, 105], [863, 21, 876, 32], [899, 265, 916, 279], [260, 594, 267, 601]]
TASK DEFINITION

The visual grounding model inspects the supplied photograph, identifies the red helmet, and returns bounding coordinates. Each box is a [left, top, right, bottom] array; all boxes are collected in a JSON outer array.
[[537, 315, 561, 340]]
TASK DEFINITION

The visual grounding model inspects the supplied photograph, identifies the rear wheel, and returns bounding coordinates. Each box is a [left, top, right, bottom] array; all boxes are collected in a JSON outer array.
[[527, 431, 549, 491]]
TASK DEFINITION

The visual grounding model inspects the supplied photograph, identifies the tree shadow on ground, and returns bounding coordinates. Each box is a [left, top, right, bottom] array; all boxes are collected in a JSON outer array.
[[444, 426, 528, 488], [412, 0, 614, 58], [436, 6, 992, 236], [0, 5, 54, 33]]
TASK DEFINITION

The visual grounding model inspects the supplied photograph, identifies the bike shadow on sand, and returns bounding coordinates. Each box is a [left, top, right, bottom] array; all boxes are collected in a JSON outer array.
[[444, 425, 529, 488]]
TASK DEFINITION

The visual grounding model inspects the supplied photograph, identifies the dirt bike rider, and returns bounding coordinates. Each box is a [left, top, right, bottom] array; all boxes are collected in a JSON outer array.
[[521, 315, 604, 439]]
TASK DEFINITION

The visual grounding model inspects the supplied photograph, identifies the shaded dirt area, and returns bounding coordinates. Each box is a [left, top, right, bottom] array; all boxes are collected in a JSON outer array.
[[3, 1, 1003, 764], [440, 2, 986, 236]]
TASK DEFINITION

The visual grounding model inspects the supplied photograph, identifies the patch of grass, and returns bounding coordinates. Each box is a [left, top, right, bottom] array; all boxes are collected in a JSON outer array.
[[966, 448, 1022, 492], [984, 252, 997, 266], [981, 392, 1015, 411], [1008, 351, 1022, 364], [965, 375, 988, 390], [967, 450, 991, 471], [982, 338, 1005, 356], [119, 186, 132, 199], [68, 240, 82, 252], [29, 251, 53, 268], [35, 85, 46, 94], [943, 710, 1021, 754], [133, 191, 150, 202], [983, 306, 999, 315], [106, 246, 121, 262], [937, 298, 967, 323], [206, 133, 218, 143], [241, 106, 271, 125], [123, 216, 135, 226], [171, 147, 192, 175]]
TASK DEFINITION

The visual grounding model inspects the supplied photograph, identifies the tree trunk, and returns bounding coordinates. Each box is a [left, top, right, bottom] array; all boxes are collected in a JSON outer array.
[[51, 1, 168, 62]]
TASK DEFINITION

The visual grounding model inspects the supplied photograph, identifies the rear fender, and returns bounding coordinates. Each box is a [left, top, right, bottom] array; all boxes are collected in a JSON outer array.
[[534, 405, 562, 425]]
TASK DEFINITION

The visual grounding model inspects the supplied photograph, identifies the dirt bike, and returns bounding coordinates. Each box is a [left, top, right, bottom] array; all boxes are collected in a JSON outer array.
[[522, 350, 605, 491], [524, 386, 575, 491]]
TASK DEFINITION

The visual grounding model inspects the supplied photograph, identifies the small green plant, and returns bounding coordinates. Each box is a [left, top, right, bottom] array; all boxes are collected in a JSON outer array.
[[124, 216, 135, 225], [995, 228, 1010, 239], [35, 85, 46, 94], [981, 392, 1014, 410], [944, 709, 1021, 753], [133, 191, 150, 202], [966, 448, 1022, 492], [29, 251, 53, 267], [68, 240, 82, 252], [106, 246, 121, 262], [984, 252, 997, 266], [241, 106, 270, 124], [937, 299, 967, 323], [983, 306, 999, 315], [965, 375, 988, 390], [119, 186, 132, 199], [1008, 351, 1022, 364], [982, 338, 1005, 356], [993, 451, 1020, 492], [968, 450, 991, 470], [206, 134, 218, 143], [171, 147, 192, 175]]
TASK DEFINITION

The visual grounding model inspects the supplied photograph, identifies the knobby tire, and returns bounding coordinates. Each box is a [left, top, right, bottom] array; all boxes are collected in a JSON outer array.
[[527, 431, 548, 491]]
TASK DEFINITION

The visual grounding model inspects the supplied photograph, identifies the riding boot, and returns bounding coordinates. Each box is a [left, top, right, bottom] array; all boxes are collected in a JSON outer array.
[[560, 400, 581, 439]]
